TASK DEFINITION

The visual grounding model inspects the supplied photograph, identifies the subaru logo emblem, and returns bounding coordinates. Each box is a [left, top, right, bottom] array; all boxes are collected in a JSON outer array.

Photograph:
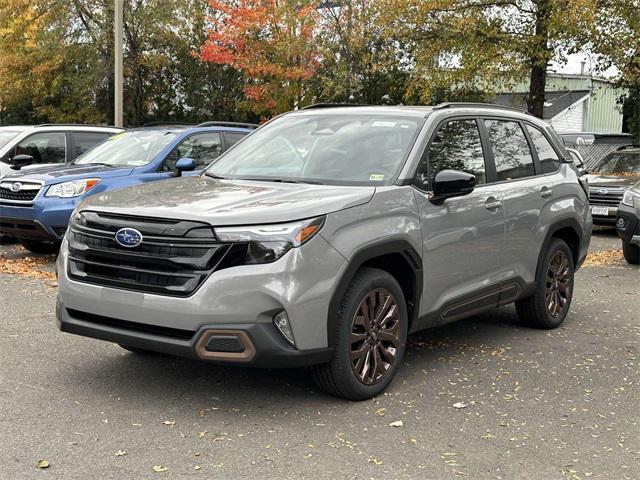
[[11, 182, 22, 192], [115, 228, 143, 248], [597, 188, 608, 195]]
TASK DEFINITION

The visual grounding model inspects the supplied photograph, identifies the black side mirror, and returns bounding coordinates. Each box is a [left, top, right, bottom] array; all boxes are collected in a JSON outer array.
[[10, 154, 34, 170], [430, 169, 476, 205], [175, 157, 196, 176]]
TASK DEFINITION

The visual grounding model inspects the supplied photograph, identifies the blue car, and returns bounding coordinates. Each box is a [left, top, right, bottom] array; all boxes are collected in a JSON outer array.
[[0, 122, 255, 252]]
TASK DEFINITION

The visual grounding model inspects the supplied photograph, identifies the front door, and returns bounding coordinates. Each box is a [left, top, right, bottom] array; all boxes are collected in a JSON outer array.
[[412, 118, 506, 327]]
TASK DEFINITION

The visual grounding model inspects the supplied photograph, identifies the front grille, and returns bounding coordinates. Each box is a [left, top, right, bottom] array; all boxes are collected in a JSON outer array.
[[67, 211, 246, 297], [0, 183, 42, 202], [589, 189, 625, 207]]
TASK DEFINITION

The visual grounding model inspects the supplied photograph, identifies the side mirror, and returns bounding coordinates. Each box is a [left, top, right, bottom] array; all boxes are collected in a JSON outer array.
[[10, 154, 34, 170], [430, 169, 476, 205], [175, 157, 196, 176]]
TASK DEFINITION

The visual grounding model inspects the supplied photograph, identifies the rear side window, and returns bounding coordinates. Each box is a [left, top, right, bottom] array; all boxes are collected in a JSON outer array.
[[526, 125, 561, 174], [484, 120, 535, 181], [415, 119, 486, 190], [14, 132, 66, 165], [224, 132, 248, 149], [71, 132, 111, 158]]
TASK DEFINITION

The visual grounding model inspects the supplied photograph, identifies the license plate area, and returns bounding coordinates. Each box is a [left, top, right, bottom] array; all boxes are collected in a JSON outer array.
[[591, 206, 610, 216]]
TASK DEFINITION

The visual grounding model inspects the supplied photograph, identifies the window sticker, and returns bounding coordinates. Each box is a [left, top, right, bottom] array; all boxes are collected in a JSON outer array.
[[369, 174, 385, 181], [108, 132, 130, 141]]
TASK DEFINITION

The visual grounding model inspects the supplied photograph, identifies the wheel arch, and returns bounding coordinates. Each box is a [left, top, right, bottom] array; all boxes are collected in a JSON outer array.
[[327, 240, 422, 347], [537, 218, 583, 278]]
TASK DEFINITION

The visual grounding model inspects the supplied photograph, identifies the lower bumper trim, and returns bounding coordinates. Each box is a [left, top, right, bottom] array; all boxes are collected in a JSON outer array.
[[56, 300, 333, 368]]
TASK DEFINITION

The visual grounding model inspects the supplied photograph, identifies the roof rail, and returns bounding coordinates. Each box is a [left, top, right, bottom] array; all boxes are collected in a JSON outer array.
[[301, 103, 369, 110], [140, 121, 195, 128], [195, 121, 259, 129], [433, 102, 529, 114], [35, 123, 123, 128]]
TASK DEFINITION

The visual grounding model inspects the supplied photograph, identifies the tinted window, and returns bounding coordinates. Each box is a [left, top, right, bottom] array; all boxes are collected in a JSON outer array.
[[71, 132, 110, 158], [592, 151, 640, 175], [15, 132, 66, 164], [224, 132, 248, 148], [485, 120, 534, 181], [415, 119, 486, 190], [526, 125, 560, 174], [164, 132, 223, 170]]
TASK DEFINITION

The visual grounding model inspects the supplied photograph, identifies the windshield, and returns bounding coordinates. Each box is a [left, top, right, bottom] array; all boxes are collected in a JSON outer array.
[[74, 130, 178, 166], [592, 151, 640, 176], [205, 114, 424, 185], [0, 130, 21, 150]]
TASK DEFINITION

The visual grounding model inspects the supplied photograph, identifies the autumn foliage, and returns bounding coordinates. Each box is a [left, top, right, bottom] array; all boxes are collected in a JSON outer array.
[[201, 0, 320, 115]]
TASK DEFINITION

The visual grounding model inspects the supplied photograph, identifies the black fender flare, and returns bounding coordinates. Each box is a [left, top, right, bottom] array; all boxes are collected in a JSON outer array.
[[326, 239, 423, 347], [535, 217, 584, 280]]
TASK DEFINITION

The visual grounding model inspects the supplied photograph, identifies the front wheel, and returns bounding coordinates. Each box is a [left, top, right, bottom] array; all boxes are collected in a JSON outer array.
[[313, 267, 408, 400], [516, 238, 575, 329], [622, 240, 640, 265], [20, 239, 60, 254]]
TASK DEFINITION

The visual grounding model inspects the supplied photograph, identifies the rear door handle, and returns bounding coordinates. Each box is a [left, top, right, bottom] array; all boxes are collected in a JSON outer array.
[[541, 186, 553, 198], [485, 197, 503, 211]]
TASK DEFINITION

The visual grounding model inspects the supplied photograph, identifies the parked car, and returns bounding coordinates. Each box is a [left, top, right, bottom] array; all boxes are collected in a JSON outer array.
[[55, 103, 591, 400], [0, 124, 123, 179], [585, 145, 640, 225], [0, 122, 255, 252], [559, 132, 634, 170], [616, 180, 640, 264]]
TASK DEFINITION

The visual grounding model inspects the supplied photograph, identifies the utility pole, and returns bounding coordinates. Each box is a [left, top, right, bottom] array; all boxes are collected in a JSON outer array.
[[114, 0, 123, 127]]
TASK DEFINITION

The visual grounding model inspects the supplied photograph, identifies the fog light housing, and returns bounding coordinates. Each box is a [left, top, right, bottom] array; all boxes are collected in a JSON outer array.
[[273, 310, 295, 347]]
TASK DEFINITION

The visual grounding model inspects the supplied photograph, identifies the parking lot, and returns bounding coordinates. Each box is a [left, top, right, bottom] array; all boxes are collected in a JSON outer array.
[[0, 228, 638, 479]]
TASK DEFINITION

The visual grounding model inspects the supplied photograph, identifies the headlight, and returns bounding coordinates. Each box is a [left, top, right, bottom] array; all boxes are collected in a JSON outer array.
[[45, 179, 100, 198], [622, 189, 640, 207], [215, 216, 325, 264]]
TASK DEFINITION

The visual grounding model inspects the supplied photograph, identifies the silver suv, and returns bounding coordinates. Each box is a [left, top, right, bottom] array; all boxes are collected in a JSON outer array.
[[55, 104, 592, 400]]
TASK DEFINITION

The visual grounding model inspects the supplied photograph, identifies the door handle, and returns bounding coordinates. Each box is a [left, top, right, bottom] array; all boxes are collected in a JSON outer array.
[[485, 197, 503, 211], [540, 186, 553, 198]]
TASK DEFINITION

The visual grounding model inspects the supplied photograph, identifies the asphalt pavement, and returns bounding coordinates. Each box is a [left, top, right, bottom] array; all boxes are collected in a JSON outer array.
[[0, 228, 638, 479]]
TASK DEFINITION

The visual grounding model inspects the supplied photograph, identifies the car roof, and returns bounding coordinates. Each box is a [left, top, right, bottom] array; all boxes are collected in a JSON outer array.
[[0, 124, 122, 132], [129, 125, 254, 134]]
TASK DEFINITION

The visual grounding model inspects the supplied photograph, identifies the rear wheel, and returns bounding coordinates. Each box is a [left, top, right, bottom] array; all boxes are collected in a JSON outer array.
[[20, 239, 60, 254], [622, 240, 640, 265], [516, 238, 574, 329], [313, 267, 408, 400]]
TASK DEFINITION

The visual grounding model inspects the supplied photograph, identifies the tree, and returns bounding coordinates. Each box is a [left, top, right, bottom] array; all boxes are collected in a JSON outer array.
[[201, 0, 320, 116]]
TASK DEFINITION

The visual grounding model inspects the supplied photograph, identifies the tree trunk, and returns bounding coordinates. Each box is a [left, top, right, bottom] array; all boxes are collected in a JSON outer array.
[[527, 0, 552, 119]]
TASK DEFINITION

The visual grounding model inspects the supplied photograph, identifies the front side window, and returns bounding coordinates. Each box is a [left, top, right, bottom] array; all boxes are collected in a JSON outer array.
[[206, 114, 423, 185], [13, 132, 66, 165], [74, 130, 178, 167], [485, 120, 535, 181], [526, 125, 561, 174], [591, 151, 640, 176], [414, 119, 486, 190], [164, 132, 223, 170]]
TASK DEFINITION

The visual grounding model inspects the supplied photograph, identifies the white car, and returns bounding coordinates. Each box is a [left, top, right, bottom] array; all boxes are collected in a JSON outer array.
[[0, 124, 122, 179]]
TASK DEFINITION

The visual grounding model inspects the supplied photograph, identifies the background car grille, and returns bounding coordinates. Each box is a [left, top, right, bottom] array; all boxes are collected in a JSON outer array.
[[67, 211, 247, 297], [0, 185, 41, 202], [589, 188, 625, 207]]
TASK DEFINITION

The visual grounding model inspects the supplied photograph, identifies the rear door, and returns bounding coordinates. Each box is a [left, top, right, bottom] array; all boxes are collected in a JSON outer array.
[[413, 117, 506, 324]]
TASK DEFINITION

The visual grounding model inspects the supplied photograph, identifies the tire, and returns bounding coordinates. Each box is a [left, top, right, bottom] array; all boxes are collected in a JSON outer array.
[[622, 240, 640, 265], [119, 344, 158, 355], [313, 267, 408, 400], [516, 238, 575, 329], [20, 239, 60, 254]]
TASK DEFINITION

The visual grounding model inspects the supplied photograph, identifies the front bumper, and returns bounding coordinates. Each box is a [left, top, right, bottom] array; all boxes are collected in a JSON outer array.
[[0, 197, 77, 241], [616, 203, 640, 245], [56, 299, 332, 368]]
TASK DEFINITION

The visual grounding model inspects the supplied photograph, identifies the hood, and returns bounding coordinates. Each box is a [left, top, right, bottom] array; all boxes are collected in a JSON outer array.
[[586, 174, 640, 188], [2, 163, 134, 184], [79, 175, 375, 225]]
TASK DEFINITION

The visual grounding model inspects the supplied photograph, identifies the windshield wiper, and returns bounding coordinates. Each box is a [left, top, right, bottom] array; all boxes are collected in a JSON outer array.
[[205, 172, 228, 180], [237, 176, 324, 185]]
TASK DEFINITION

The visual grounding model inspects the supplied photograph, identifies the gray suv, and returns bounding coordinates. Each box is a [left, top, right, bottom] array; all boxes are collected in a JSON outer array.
[[55, 104, 592, 400]]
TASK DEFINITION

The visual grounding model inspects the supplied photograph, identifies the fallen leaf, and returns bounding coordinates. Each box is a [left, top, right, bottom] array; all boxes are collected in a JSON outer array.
[[37, 460, 50, 469], [389, 420, 403, 427], [375, 408, 386, 417], [453, 402, 467, 409], [161, 420, 175, 426], [152, 465, 168, 473], [115, 450, 127, 456]]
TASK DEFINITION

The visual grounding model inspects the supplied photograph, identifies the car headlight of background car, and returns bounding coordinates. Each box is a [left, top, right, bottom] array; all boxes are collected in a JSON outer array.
[[622, 189, 640, 208], [45, 179, 101, 198], [215, 216, 325, 264]]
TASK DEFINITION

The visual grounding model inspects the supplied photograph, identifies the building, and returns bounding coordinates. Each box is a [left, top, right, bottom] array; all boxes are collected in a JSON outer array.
[[492, 73, 626, 134]]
